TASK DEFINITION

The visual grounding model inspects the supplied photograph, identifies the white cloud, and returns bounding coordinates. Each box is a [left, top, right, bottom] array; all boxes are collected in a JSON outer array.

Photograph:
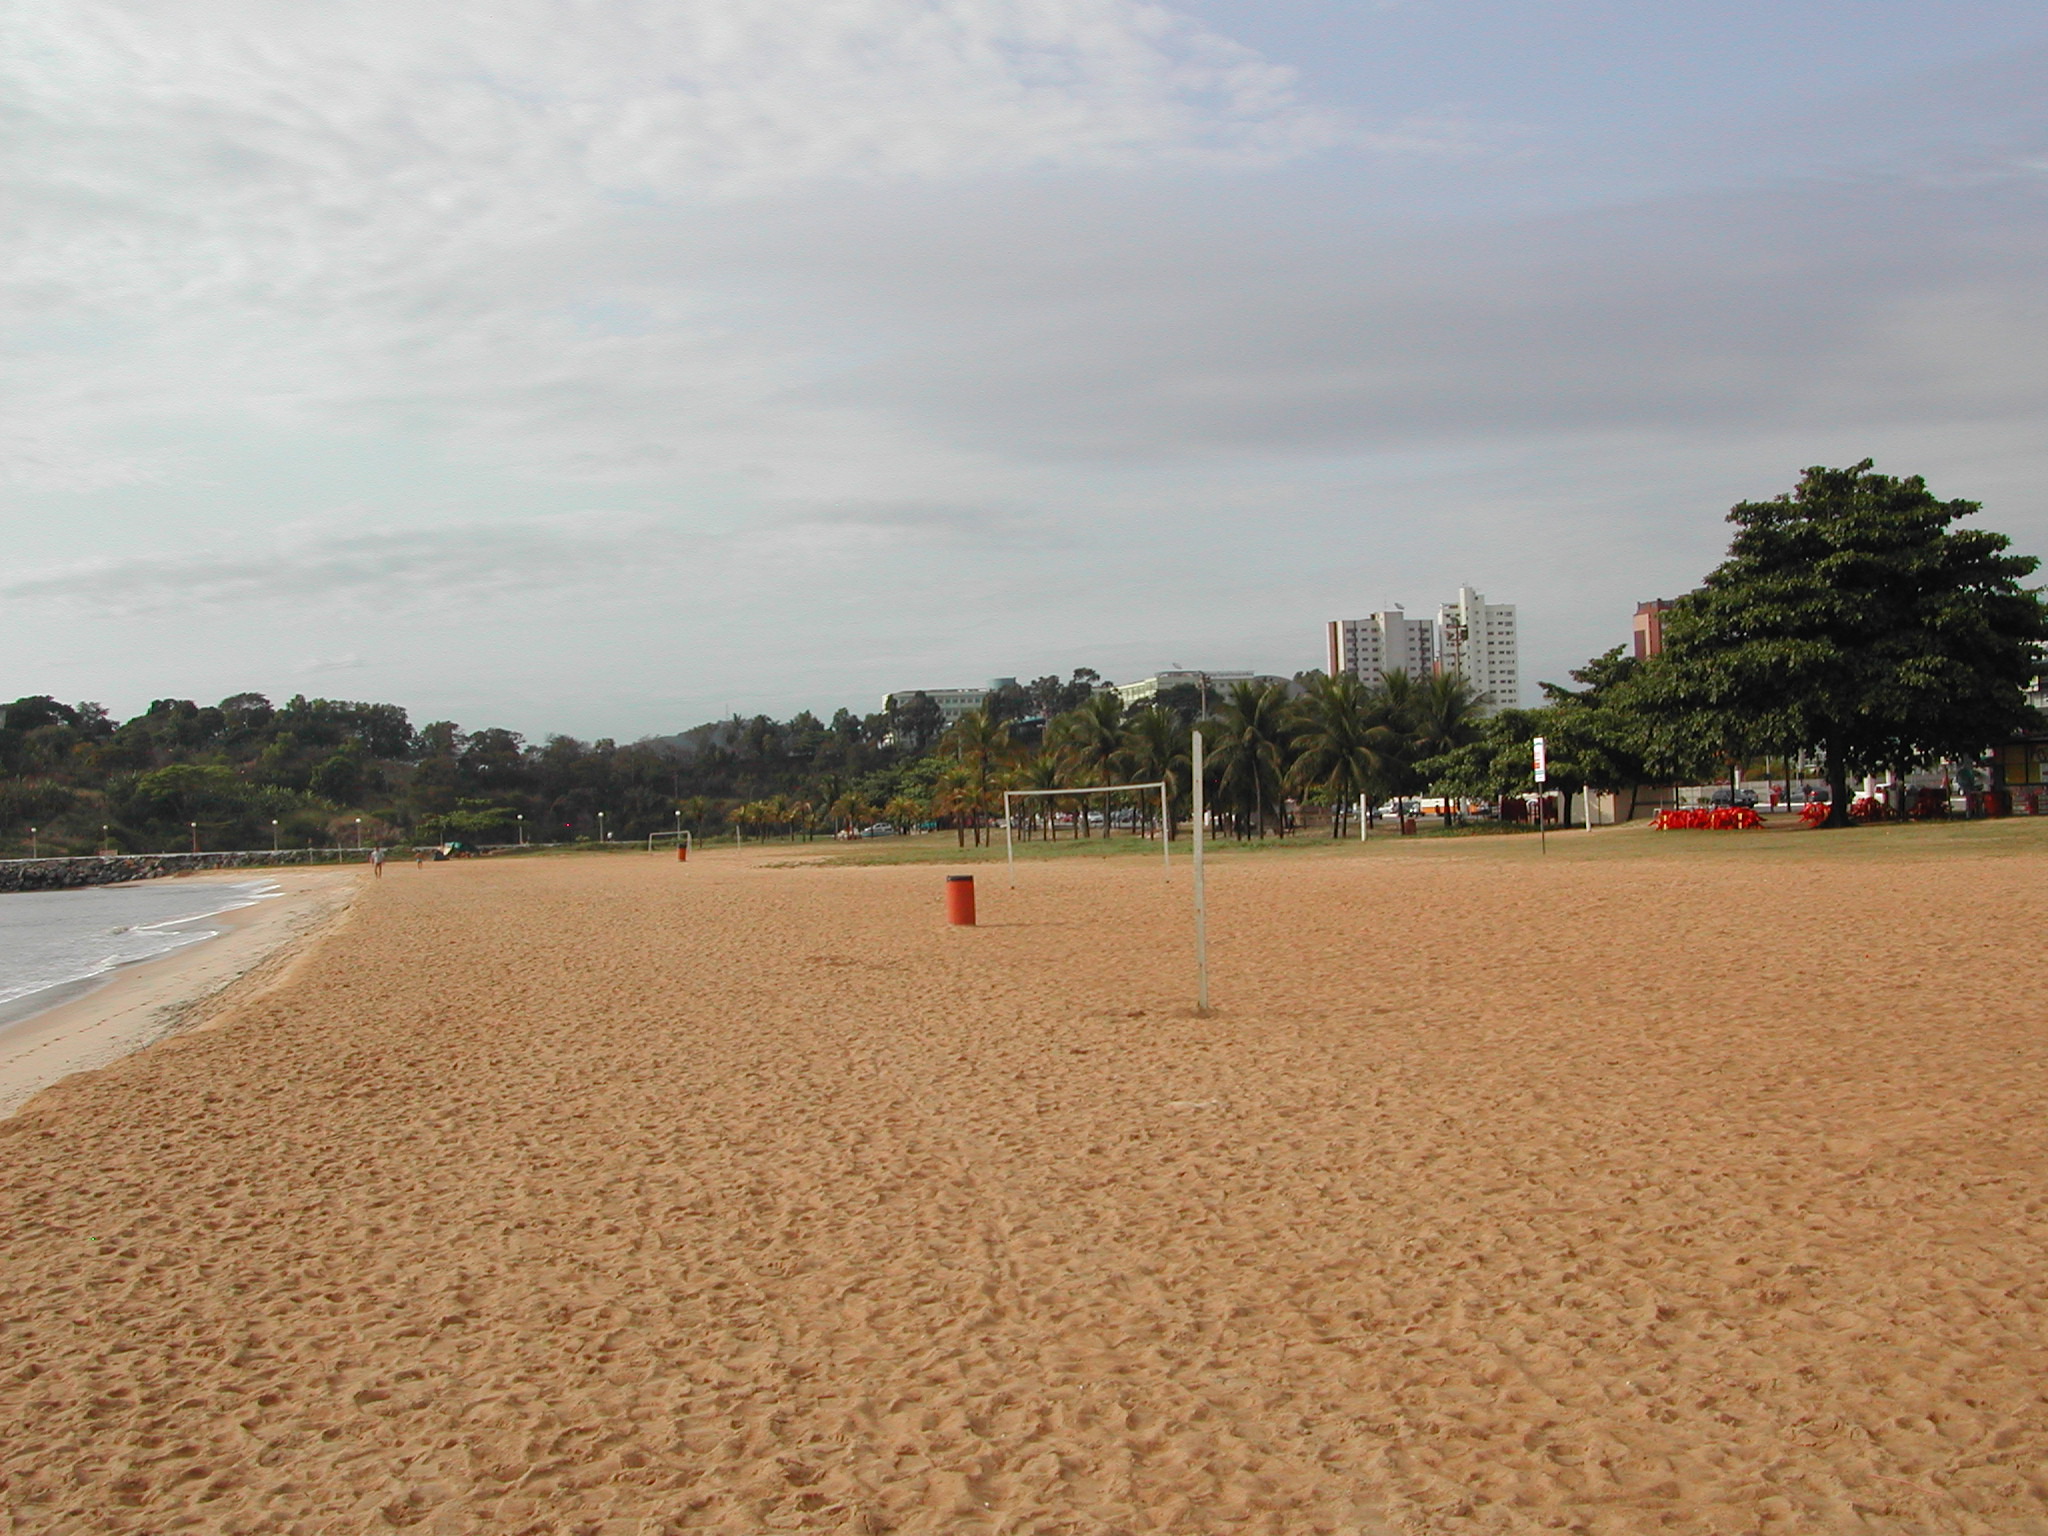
[[0, 0, 1362, 490]]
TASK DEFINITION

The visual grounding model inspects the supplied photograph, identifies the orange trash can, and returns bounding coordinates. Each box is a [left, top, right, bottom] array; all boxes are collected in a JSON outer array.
[[676, 843, 688, 861], [945, 874, 976, 926]]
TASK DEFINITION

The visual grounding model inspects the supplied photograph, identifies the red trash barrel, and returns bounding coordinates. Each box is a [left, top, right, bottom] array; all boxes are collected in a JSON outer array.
[[945, 874, 976, 926], [676, 843, 688, 861]]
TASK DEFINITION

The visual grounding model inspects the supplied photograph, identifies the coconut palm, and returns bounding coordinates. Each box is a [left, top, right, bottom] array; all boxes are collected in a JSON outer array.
[[1119, 705, 1190, 839], [1289, 673, 1401, 837], [1207, 680, 1292, 838], [825, 793, 862, 836], [940, 709, 1013, 845], [1014, 751, 1065, 840], [1051, 691, 1126, 838], [931, 766, 977, 847], [1408, 671, 1486, 762]]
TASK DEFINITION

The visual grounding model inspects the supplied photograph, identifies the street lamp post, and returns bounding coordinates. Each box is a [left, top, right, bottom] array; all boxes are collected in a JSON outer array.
[[190, 821, 198, 855], [517, 813, 525, 846], [29, 826, 37, 858], [355, 817, 362, 850], [597, 811, 606, 844], [272, 819, 280, 852], [102, 824, 110, 855]]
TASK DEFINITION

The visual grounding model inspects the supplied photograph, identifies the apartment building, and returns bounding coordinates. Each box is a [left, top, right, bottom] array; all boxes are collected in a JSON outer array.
[[1633, 599, 1675, 659], [1324, 609, 1437, 689], [879, 687, 987, 726], [1115, 670, 1285, 708], [1437, 586, 1519, 710], [1325, 587, 1519, 712]]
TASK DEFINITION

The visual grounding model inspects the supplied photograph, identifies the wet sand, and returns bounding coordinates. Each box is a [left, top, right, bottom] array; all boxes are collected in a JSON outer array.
[[0, 869, 359, 1121], [2, 833, 2045, 1533]]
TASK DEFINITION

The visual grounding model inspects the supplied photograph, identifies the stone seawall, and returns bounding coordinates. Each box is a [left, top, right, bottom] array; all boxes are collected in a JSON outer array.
[[0, 850, 368, 893]]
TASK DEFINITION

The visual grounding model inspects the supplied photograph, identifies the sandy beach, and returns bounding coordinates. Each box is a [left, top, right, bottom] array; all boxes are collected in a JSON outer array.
[[2, 829, 2045, 1533], [0, 869, 359, 1122]]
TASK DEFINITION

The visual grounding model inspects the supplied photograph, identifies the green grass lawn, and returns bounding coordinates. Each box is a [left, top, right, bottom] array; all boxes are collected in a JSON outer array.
[[754, 812, 2048, 868]]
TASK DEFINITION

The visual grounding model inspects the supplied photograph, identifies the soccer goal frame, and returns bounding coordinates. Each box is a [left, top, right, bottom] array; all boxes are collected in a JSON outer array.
[[1002, 782, 1170, 884], [647, 830, 694, 854]]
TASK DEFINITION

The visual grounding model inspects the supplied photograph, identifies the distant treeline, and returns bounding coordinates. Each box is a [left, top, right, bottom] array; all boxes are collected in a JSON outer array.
[[0, 672, 1173, 856], [6, 462, 2044, 854], [0, 667, 1510, 855]]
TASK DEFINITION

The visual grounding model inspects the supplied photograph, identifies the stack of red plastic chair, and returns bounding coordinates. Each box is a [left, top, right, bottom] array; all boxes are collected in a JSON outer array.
[[1653, 806, 1762, 830]]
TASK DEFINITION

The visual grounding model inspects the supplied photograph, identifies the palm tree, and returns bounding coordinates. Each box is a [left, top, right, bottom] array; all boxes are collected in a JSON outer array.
[[1408, 671, 1486, 762], [1207, 680, 1292, 838], [1052, 692, 1126, 838], [882, 794, 925, 834], [1120, 705, 1190, 839], [940, 709, 1013, 846], [931, 766, 977, 847], [1015, 752, 1064, 840], [828, 792, 872, 837], [1289, 673, 1401, 837]]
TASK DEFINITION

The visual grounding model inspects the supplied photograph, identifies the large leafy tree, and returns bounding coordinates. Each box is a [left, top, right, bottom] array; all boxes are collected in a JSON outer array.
[[1650, 461, 2046, 826], [1420, 706, 1560, 817]]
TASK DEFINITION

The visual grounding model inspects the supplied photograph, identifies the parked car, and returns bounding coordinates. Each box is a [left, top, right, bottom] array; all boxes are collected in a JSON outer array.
[[1707, 788, 1759, 807]]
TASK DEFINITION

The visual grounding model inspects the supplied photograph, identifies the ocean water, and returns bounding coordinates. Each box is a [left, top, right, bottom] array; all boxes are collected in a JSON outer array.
[[0, 879, 280, 1028]]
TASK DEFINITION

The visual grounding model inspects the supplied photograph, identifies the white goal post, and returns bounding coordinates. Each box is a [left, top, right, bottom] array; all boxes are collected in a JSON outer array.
[[1002, 782, 1170, 885], [647, 830, 694, 854]]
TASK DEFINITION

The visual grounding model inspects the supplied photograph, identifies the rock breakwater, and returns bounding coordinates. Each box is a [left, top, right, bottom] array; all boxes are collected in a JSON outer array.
[[0, 850, 366, 894]]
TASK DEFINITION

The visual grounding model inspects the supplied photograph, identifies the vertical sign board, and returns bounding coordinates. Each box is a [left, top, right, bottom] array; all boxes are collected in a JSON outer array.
[[1532, 735, 1548, 853]]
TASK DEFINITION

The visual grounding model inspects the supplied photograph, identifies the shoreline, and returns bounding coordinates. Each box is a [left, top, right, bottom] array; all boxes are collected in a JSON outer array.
[[0, 868, 359, 1120]]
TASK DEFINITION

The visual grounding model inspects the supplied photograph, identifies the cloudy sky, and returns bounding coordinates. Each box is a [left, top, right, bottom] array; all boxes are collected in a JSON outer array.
[[6, 1, 2047, 737]]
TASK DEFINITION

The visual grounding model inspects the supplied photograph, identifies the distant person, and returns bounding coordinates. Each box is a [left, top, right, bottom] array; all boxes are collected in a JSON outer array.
[[370, 846, 385, 878], [414, 847, 425, 869]]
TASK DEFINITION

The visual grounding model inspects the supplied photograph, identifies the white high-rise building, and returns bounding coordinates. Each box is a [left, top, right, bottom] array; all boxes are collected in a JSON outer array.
[[1324, 587, 1519, 712], [1326, 610, 1436, 689], [1436, 586, 1518, 710]]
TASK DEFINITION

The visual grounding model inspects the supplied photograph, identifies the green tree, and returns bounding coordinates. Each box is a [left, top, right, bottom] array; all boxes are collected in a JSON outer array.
[[1051, 692, 1127, 838], [1419, 706, 1551, 814], [1120, 705, 1190, 839], [1650, 461, 2047, 826], [1013, 751, 1066, 840], [1206, 680, 1292, 838], [889, 692, 947, 754], [1288, 672, 1400, 836], [940, 709, 1013, 846], [1405, 671, 1486, 766]]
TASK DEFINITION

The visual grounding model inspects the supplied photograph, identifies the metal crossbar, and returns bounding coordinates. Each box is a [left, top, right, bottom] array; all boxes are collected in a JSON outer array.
[[1002, 782, 1170, 884]]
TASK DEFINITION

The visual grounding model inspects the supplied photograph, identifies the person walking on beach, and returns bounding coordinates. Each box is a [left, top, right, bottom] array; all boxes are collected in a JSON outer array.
[[370, 846, 385, 878]]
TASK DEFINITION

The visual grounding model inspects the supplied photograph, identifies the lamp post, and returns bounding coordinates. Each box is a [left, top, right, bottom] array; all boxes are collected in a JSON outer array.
[[354, 817, 362, 850], [517, 813, 525, 846], [102, 824, 110, 855], [190, 821, 198, 854], [29, 826, 37, 858], [597, 811, 606, 844], [271, 818, 280, 852]]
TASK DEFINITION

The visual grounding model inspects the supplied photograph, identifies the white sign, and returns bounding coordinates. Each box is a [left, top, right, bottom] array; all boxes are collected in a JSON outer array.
[[1532, 736, 1548, 784]]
